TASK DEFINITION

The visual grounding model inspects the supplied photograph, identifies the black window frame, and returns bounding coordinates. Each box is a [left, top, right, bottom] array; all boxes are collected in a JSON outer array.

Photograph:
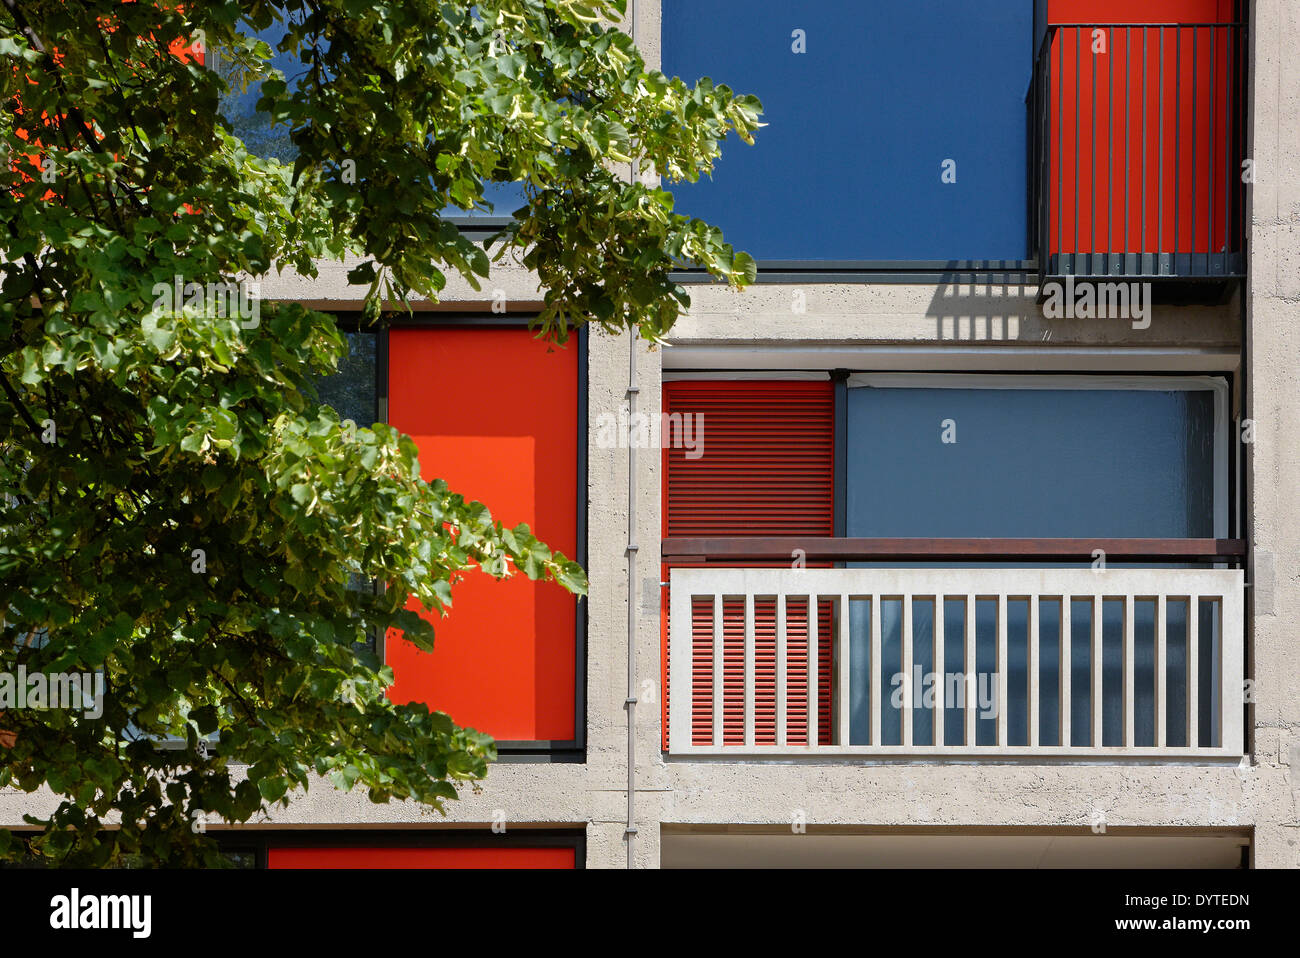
[[329, 311, 588, 762]]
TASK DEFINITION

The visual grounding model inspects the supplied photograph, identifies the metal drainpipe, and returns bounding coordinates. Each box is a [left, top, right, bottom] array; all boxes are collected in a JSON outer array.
[[624, 334, 638, 869], [623, 0, 640, 871]]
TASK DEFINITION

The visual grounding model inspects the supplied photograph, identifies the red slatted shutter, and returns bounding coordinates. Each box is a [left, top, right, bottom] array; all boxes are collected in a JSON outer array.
[[661, 382, 834, 749]]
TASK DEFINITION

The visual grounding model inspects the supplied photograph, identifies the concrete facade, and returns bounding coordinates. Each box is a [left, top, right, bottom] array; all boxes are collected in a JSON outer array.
[[1241, 0, 1300, 869], [2, 0, 1294, 868]]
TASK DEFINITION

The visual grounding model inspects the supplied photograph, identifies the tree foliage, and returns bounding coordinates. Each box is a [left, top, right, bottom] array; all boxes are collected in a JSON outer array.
[[0, 0, 758, 865]]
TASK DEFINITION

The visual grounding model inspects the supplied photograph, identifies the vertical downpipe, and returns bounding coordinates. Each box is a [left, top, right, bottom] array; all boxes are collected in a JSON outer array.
[[623, 0, 640, 870], [625, 334, 638, 869]]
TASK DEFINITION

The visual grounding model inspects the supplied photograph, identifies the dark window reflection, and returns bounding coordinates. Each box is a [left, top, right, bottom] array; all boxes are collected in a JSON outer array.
[[211, 20, 302, 164], [310, 329, 381, 656], [210, 20, 524, 216], [314, 330, 378, 428]]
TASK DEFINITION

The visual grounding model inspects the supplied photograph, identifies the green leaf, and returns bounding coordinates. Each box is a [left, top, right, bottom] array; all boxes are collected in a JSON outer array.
[[257, 777, 289, 803], [0, 0, 760, 867]]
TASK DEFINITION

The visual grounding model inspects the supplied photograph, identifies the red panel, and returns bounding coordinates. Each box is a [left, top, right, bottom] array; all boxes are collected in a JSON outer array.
[[386, 328, 577, 742], [1048, 1, 1232, 21], [267, 846, 575, 869], [1045, 2, 1238, 258], [661, 382, 834, 750]]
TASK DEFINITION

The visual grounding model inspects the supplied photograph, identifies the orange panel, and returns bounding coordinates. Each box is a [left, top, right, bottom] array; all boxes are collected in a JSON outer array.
[[386, 328, 578, 742], [267, 846, 575, 869]]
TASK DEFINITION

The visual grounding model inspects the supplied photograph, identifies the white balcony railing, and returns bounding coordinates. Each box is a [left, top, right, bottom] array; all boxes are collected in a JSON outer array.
[[668, 567, 1243, 759]]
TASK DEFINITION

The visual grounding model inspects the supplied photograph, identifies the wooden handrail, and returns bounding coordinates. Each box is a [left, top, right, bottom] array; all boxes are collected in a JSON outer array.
[[661, 537, 1246, 563]]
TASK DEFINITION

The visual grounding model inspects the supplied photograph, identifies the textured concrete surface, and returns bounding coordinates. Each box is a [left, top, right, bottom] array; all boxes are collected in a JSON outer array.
[[1243, 0, 1300, 870], [673, 281, 1240, 350]]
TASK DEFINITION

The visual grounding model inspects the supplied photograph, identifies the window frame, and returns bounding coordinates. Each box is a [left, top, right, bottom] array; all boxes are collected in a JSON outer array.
[[356, 313, 589, 760], [212, 826, 586, 869], [843, 372, 1230, 540]]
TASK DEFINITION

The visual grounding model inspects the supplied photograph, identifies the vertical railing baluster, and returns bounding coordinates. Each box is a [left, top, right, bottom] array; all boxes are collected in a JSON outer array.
[[668, 581, 689, 754], [1091, 595, 1103, 748], [964, 597, 976, 748], [901, 594, 912, 748], [1174, 27, 1182, 276], [1207, 25, 1217, 272], [1141, 26, 1148, 271], [1188, 593, 1200, 750], [808, 594, 819, 748], [1222, 586, 1244, 753], [1061, 598, 1072, 748], [776, 593, 787, 747], [1156, 594, 1167, 748], [871, 594, 883, 747], [1124, 596, 1135, 747], [1075, 27, 1081, 269], [934, 595, 945, 748], [744, 592, 755, 748], [1158, 27, 1165, 271], [1191, 27, 1199, 274], [1091, 27, 1097, 267], [997, 594, 1008, 747], [1224, 27, 1234, 266], [1029, 595, 1040, 749], [1124, 26, 1130, 269], [839, 594, 850, 747], [1057, 27, 1064, 274], [1107, 25, 1113, 270], [713, 593, 724, 746]]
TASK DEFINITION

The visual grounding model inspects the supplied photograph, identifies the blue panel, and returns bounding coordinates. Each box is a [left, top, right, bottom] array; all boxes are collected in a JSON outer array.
[[662, 0, 1032, 260], [845, 387, 1216, 538]]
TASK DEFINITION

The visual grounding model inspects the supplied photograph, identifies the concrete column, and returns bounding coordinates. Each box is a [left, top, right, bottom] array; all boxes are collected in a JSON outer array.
[[1246, 0, 1300, 868], [583, 327, 666, 868], [576, 0, 669, 869]]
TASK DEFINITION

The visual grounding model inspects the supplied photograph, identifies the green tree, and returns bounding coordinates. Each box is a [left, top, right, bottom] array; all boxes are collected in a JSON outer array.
[[0, 0, 759, 865]]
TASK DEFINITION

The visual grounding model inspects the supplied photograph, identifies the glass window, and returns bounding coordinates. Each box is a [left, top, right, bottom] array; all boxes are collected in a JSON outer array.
[[211, 20, 524, 217], [845, 379, 1220, 538], [310, 328, 381, 655], [212, 20, 302, 164], [314, 329, 378, 428], [843, 376, 1224, 749], [662, 0, 1033, 261]]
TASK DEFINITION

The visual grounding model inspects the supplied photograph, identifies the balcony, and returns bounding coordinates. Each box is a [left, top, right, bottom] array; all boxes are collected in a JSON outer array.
[[664, 540, 1244, 760], [1029, 23, 1246, 292]]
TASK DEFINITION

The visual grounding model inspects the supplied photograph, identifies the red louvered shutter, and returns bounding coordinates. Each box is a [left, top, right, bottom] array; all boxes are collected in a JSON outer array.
[[661, 382, 834, 749]]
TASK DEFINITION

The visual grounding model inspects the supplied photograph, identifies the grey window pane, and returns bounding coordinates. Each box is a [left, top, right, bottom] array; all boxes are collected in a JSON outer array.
[[846, 387, 1216, 538], [213, 20, 523, 217], [843, 384, 1220, 749], [314, 330, 377, 428]]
